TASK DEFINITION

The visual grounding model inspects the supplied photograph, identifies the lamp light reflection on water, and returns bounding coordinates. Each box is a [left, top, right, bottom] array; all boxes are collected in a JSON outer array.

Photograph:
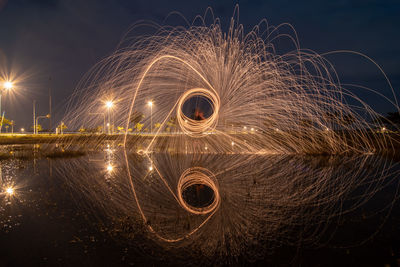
[[106, 164, 113, 172]]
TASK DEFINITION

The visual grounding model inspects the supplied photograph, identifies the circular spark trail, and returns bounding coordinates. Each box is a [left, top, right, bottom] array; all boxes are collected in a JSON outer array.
[[177, 167, 219, 215], [176, 88, 220, 137]]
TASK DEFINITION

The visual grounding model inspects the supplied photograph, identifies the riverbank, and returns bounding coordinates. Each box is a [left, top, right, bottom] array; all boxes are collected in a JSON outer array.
[[0, 132, 400, 155]]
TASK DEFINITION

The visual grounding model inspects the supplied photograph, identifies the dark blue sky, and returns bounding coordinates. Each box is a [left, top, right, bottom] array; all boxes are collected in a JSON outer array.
[[0, 0, 399, 130]]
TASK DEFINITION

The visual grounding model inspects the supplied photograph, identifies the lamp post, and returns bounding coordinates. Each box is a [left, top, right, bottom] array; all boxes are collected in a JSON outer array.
[[148, 101, 153, 133], [0, 81, 13, 134], [105, 101, 114, 134], [35, 114, 50, 135], [61, 122, 64, 135], [33, 100, 36, 134]]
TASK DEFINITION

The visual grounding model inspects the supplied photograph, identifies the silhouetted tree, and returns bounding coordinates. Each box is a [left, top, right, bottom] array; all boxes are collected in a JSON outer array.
[[130, 110, 144, 125], [166, 116, 177, 132]]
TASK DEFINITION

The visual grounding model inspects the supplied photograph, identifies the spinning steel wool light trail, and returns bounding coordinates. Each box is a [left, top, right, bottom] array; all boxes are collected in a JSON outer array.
[[64, 8, 398, 154], [56, 152, 400, 262], [59, 8, 400, 262]]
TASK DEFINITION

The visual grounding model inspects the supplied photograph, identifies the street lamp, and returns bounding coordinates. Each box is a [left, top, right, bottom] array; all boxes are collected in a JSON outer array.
[[148, 101, 153, 133], [105, 101, 114, 134], [4, 81, 12, 90], [35, 114, 50, 134], [105, 101, 113, 109], [0, 81, 13, 133]]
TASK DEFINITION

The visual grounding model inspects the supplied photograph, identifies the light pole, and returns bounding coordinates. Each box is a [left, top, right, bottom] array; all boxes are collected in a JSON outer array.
[[33, 100, 36, 134], [148, 101, 153, 133], [36, 115, 50, 135], [0, 81, 13, 133], [105, 101, 114, 134], [58, 121, 66, 135]]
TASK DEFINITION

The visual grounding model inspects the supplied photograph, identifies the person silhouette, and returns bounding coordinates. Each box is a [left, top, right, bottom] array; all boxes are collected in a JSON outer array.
[[193, 108, 205, 120]]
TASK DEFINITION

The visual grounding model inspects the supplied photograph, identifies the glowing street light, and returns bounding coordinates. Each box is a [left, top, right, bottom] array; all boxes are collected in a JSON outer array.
[[0, 80, 14, 134], [105, 101, 113, 109], [5, 187, 14, 196], [21, 128, 25, 133], [148, 101, 153, 134], [3, 81, 13, 90]]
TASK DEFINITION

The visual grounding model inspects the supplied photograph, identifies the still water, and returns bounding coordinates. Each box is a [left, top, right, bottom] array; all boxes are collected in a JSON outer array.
[[0, 144, 400, 266]]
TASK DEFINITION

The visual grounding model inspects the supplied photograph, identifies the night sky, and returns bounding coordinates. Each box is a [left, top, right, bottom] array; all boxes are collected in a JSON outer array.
[[0, 0, 399, 130]]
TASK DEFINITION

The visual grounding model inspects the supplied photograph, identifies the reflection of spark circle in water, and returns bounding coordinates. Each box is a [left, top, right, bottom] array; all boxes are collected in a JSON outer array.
[[176, 88, 220, 137], [177, 167, 220, 215]]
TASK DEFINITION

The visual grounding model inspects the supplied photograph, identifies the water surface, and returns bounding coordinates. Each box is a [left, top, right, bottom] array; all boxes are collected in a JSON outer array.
[[0, 144, 400, 266]]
